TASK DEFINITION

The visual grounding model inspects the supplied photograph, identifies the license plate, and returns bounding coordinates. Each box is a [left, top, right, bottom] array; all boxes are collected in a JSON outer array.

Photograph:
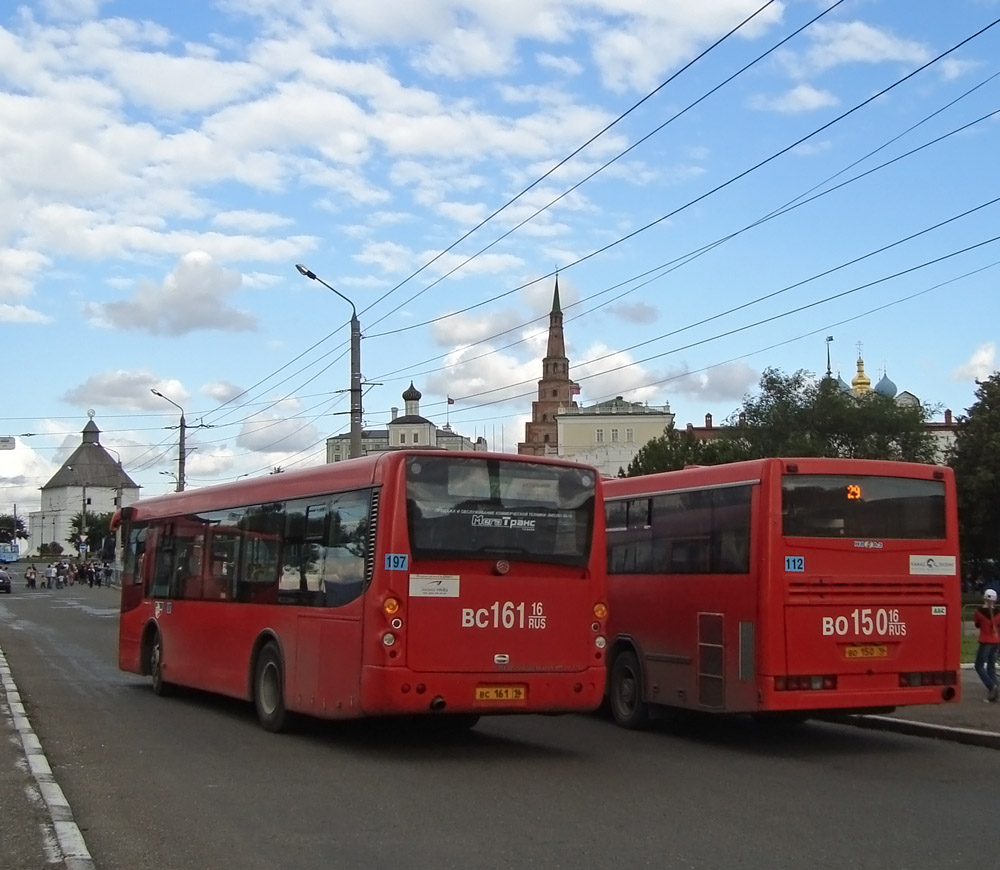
[[845, 644, 888, 659], [475, 685, 527, 701]]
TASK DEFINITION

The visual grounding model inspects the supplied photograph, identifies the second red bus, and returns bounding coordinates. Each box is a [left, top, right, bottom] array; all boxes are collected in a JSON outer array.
[[603, 457, 961, 727]]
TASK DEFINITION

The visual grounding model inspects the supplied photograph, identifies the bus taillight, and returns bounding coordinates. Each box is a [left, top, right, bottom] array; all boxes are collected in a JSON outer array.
[[899, 671, 957, 687], [775, 675, 838, 691], [593, 602, 608, 620], [383, 597, 401, 615]]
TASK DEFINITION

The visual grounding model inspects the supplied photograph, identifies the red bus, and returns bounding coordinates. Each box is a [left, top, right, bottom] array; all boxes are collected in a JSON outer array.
[[115, 450, 607, 731], [603, 457, 960, 728]]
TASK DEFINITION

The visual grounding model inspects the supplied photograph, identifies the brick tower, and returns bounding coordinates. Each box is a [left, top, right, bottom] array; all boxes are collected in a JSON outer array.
[[518, 277, 579, 456]]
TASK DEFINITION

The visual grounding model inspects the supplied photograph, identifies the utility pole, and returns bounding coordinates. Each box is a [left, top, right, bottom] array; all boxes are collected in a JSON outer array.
[[295, 264, 363, 459]]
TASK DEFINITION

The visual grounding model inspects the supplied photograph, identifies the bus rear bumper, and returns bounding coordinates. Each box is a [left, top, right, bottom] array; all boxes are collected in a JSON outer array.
[[759, 684, 960, 713], [360, 665, 606, 717]]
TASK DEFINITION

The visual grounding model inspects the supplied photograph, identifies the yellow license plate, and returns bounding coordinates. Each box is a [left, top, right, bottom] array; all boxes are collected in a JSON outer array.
[[475, 685, 527, 701], [845, 644, 888, 659]]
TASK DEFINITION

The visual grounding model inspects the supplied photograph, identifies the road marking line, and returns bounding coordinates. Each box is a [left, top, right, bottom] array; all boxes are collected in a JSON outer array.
[[0, 645, 96, 870]]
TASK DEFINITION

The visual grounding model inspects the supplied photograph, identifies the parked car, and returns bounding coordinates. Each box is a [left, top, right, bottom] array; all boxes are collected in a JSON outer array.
[[0, 568, 12, 593]]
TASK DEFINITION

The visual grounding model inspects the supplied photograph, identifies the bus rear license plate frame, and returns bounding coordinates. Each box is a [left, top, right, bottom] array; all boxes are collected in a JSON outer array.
[[475, 685, 527, 701], [845, 644, 888, 660]]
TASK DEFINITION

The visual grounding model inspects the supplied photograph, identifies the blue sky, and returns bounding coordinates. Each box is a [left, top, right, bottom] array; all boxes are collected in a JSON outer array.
[[1, 0, 998, 515]]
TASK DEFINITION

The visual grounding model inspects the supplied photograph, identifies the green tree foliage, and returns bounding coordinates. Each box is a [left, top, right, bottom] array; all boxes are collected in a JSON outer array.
[[0, 514, 28, 544], [68, 511, 114, 557], [625, 422, 752, 476], [627, 368, 938, 476], [948, 372, 1000, 585]]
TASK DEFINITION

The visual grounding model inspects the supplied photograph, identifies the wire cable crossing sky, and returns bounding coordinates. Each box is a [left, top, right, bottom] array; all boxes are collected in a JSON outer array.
[[1, 0, 998, 512]]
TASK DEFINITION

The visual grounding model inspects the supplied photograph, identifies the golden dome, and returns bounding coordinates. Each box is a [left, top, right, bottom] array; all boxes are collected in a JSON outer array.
[[851, 356, 872, 393]]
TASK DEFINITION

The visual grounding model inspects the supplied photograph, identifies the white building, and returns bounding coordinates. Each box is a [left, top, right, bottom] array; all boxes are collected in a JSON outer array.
[[28, 416, 141, 556], [325, 382, 486, 461], [557, 397, 675, 477]]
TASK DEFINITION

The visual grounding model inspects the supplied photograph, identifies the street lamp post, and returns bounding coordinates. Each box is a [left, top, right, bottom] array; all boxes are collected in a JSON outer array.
[[151, 389, 186, 491], [295, 264, 363, 459]]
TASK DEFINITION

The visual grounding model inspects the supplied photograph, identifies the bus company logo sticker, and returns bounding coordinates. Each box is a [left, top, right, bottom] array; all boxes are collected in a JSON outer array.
[[908, 555, 957, 576], [853, 540, 883, 549], [931, 606, 947, 616], [409, 574, 460, 598], [154, 601, 164, 618], [471, 514, 536, 531]]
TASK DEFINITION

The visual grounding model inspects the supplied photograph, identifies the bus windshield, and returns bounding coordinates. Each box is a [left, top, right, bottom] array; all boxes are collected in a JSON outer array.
[[781, 474, 946, 539], [405, 455, 595, 566]]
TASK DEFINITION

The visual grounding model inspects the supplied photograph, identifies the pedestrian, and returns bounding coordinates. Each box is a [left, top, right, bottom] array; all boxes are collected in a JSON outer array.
[[973, 588, 1000, 703], [45, 563, 56, 589], [25, 564, 37, 589]]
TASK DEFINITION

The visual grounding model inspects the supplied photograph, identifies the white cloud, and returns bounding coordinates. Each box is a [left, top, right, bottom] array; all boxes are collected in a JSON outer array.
[[799, 21, 931, 74], [0, 303, 50, 324], [61, 369, 168, 410], [666, 360, 758, 403], [83, 250, 256, 335], [952, 343, 997, 382], [609, 301, 658, 325], [536, 52, 582, 77], [751, 84, 838, 114], [236, 405, 322, 453]]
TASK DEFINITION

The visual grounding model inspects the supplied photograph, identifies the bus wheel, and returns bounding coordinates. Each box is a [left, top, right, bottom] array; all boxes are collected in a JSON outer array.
[[610, 650, 649, 730], [150, 630, 173, 697], [254, 642, 287, 733]]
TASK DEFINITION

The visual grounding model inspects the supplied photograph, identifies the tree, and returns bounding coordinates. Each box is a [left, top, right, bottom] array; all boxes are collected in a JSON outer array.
[[732, 369, 938, 463], [626, 423, 753, 476], [626, 367, 938, 476], [68, 511, 114, 557], [0, 514, 28, 545], [948, 372, 1000, 586]]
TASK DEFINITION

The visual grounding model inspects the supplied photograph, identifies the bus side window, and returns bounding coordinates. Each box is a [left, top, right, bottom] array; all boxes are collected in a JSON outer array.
[[321, 490, 371, 607], [150, 524, 175, 598]]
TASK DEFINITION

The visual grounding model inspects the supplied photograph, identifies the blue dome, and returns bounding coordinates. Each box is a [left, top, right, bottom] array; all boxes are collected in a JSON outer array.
[[874, 373, 897, 397]]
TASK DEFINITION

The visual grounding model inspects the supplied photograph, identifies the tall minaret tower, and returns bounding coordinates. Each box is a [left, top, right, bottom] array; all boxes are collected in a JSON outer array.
[[518, 277, 579, 456]]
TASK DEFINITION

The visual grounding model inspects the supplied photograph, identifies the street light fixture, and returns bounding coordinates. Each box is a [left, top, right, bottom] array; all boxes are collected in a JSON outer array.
[[295, 264, 363, 460], [151, 388, 186, 491]]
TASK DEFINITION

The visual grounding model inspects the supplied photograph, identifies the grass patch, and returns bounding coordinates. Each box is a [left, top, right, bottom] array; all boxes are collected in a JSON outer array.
[[961, 634, 978, 664]]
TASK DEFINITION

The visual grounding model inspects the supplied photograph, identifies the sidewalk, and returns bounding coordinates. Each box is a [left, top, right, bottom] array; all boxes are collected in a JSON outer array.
[[829, 667, 1000, 749]]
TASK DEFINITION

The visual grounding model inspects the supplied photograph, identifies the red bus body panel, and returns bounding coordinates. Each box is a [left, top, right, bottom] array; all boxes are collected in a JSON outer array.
[[605, 457, 961, 716], [118, 450, 607, 720]]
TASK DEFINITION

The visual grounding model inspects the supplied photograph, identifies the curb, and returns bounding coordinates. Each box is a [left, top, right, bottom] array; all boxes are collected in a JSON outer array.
[[0, 647, 96, 870], [833, 713, 1000, 750]]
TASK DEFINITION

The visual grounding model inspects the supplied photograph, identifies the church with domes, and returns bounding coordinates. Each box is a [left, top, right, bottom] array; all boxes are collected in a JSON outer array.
[[834, 352, 920, 408]]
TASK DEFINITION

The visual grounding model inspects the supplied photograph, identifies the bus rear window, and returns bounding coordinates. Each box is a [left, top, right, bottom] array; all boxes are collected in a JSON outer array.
[[782, 475, 946, 539], [405, 455, 595, 566]]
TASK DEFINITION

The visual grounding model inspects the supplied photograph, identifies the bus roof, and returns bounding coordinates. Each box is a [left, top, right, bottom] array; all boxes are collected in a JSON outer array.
[[604, 457, 952, 498], [123, 449, 600, 521]]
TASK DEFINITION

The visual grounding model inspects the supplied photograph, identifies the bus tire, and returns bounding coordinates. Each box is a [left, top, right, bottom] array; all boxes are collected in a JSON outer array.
[[150, 629, 173, 697], [254, 642, 288, 733], [609, 650, 649, 730]]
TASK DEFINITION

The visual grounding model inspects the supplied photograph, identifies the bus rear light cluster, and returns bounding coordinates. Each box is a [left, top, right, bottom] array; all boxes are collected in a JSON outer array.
[[775, 675, 837, 691], [899, 671, 957, 688]]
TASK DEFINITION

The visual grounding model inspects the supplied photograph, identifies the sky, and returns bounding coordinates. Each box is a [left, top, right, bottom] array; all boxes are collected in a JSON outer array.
[[1, 0, 999, 517]]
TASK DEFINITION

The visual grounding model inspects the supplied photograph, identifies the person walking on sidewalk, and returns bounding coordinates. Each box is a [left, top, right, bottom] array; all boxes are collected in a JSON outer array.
[[973, 588, 1000, 702]]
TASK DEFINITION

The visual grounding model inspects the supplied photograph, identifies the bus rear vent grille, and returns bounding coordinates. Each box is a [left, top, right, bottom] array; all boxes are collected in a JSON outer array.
[[788, 579, 947, 600]]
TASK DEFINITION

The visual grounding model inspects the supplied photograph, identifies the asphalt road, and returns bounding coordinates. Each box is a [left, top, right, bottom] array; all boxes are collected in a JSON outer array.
[[1, 579, 997, 870]]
